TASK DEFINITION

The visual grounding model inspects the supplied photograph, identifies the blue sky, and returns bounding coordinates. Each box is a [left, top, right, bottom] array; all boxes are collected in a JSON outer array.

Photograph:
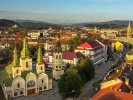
[[0, 0, 133, 24]]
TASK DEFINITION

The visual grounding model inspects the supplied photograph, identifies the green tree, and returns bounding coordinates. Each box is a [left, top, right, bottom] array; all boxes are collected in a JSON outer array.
[[69, 34, 81, 52], [58, 67, 83, 97], [78, 58, 95, 82]]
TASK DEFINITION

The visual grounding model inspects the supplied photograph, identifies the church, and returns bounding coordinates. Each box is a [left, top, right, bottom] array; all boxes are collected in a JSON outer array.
[[0, 38, 52, 100], [127, 21, 133, 37]]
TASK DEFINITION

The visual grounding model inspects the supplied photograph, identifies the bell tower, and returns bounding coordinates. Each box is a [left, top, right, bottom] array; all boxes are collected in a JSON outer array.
[[52, 34, 64, 80], [36, 46, 45, 74], [20, 38, 32, 71], [12, 47, 21, 78]]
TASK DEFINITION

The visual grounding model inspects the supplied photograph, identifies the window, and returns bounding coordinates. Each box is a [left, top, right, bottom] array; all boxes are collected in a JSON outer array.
[[44, 86, 47, 90], [20, 91, 23, 95], [17, 83, 20, 88], [14, 92, 18, 96], [16, 69, 19, 73], [41, 67, 43, 71], [56, 55, 58, 59], [42, 79, 44, 83], [26, 62, 28, 68], [39, 87, 42, 90], [56, 66, 58, 68], [59, 55, 61, 59]]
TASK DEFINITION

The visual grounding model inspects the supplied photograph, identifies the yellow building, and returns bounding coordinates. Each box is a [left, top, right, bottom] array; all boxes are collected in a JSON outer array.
[[112, 41, 124, 52]]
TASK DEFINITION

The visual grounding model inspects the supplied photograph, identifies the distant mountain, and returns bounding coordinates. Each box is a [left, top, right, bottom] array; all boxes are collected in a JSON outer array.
[[72, 20, 132, 28], [0, 19, 19, 28], [14, 20, 60, 29]]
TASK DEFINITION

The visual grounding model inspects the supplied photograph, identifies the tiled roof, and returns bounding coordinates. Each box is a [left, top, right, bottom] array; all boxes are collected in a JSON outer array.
[[92, 82, 133, 100], [62, 51, 77, 60], [47, 39, 70, 45], [43, 51, 84, 61], [76, 41, 102, 50]]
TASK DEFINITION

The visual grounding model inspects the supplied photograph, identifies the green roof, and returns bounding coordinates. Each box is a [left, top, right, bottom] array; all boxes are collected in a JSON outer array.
[[37, 46, 43, 64], [13, 47, 20, 67], [0, 68, 13, 87], [45, 70, 52, 79], [21, 38, 30, 58]]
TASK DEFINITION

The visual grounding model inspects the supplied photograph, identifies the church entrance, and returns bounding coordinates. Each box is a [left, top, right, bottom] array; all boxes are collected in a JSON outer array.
[[27, 80, 36, 95], [27, 88, 35, 95]]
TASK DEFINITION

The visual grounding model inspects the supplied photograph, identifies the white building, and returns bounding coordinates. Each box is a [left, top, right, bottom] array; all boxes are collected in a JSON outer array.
[[75, 41, 105, 65], [28, 30, 48, 39]]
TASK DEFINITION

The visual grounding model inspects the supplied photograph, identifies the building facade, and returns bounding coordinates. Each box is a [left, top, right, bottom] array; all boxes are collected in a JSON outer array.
[[75, 41, 105, 65]]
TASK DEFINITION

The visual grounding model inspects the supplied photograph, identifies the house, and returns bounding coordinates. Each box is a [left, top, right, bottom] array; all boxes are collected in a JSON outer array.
[[75, 41, 105, 65], [92, 78, 133, 100], [45, 39, 70, 51], [112, 41, 124, 52], [43, 51, 84, 68]]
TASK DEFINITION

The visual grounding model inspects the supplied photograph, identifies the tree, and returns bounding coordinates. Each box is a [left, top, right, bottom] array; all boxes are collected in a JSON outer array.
[[58, 67, 83, 98], [69, 34, 81, 52], [78, 58, 95, 82]]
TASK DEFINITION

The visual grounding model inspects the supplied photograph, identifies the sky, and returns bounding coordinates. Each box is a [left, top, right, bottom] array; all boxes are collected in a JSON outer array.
[[0, 0, 133, 24]]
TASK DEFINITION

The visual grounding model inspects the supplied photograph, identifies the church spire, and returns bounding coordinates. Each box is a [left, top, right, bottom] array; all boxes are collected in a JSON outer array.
[[127, 21, 132, 37], [37, 46, 43, 64], [13, 47, 19, 67], [21, 38, 30, 58], [54, 34, 62, 52]]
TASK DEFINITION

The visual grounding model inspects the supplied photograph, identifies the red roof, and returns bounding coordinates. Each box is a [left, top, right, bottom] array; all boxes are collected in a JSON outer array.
[[76, 41, 102, 50], [43, 51, 82, 61], [92, 82, 132, 100], [62, 51, 77, 60]]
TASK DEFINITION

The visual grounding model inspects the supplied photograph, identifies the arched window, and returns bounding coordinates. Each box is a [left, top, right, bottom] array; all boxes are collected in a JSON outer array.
[[14, 92, 18, 96], [17, 83, 20, 88], [56, 55, 58, 59], [44, 86, 47, 90], [41, 67, 43, 71], [20, 91, 23, 95], [26, 62, 28, 68], [16, 69, 19, 73], [39, 87, 42, 90], [42, 79, 44, 83]]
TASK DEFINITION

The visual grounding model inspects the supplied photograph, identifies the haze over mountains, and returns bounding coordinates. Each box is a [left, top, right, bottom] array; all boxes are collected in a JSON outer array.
[[0, 19, 132, 29]]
